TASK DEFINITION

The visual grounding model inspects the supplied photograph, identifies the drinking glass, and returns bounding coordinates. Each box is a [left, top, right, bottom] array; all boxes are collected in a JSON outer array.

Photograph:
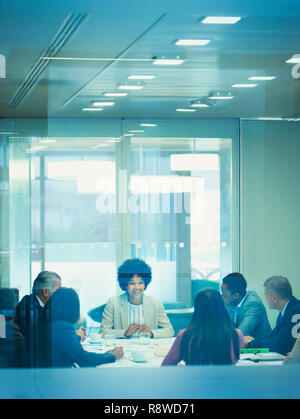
[[139, 332, 151, 345], [103, 333, 115, 349]]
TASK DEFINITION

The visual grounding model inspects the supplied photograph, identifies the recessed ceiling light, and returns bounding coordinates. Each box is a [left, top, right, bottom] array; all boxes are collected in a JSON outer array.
[[92, 101, 115, 106], [232, 84, 258, 88], [208, 94, 234, 100], [118, 84, 144, 90], [248, 76, 276, 81], [128, 75, 155, 80], [286, 56, 300, 64], [190, 100, 210, 108], [200, 16, 241, 24], [175, 39, 210, 46], [82, 108, 103, 111], [140, 123, 157, 127], [176, 108, 196, 112], [103, 92, 128, 97], [190, 103, 209, 108], [257, 117, 283, 121], [152, 58, 184, 65]]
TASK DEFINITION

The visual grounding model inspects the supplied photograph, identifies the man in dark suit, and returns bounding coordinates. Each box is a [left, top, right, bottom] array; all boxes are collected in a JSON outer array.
[[14, 271, 61, 338], [244, 276, 300, 355], [221, 273, 271, 340]]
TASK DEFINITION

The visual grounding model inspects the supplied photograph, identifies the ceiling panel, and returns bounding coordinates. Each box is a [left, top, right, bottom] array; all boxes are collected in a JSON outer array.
[[0, 0, 300, 119]]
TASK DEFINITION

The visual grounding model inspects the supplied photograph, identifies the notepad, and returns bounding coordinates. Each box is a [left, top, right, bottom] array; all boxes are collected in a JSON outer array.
[[241, 348, 269, 354], [240, 352, 285, 362], [154, 347, 170, 357]]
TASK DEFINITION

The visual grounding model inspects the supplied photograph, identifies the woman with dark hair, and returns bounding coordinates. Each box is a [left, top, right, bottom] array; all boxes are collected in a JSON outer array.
[[161, 288, 243, 366], [33, 288, 123, 368], [101, 259, 174, 338]]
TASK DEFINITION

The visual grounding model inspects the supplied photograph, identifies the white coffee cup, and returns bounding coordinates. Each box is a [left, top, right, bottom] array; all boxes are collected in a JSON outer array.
[[131, 350, 147, 362]]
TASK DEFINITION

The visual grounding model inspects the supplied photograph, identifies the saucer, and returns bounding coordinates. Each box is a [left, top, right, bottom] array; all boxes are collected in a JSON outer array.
[[128, 357, 147, 363]]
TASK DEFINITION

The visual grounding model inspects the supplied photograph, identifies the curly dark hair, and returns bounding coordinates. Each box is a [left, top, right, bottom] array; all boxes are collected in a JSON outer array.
[[117, 259, 152, 291]]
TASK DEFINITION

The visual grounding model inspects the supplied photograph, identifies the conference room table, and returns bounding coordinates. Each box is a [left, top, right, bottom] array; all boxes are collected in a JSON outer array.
[[82, 337, 285, 368]]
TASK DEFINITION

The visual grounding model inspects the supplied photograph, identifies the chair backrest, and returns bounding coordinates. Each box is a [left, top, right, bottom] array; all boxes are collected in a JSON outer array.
[[0, 314, 5, 338], [87, 304, 107, 323], [166, 311, 193, 336]]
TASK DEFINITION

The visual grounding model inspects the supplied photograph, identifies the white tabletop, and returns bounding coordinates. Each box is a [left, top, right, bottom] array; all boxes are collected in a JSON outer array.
[[82, 337, 285, 368], [83, 337, 175, 368]]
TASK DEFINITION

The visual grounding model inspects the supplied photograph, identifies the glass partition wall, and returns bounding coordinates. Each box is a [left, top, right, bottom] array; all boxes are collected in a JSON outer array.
[[0, 118, 239, 316]]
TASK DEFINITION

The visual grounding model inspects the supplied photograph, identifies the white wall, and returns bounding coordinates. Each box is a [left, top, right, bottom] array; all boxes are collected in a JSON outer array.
[[241, 120, 300, 326]]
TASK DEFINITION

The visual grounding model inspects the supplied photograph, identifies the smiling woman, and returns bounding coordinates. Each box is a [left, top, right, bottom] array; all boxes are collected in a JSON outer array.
[[100, 259, 174, 339]]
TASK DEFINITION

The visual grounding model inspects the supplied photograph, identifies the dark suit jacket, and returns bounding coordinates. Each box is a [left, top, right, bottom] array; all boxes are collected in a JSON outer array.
[[247, 296, 300, 355], [234, 291, 271, 339], [14, 294, 43, 338]]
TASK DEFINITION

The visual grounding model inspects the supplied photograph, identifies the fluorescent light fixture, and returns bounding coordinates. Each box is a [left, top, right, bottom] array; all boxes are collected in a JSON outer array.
[[286, 55, 300, 64], [232, 83, 258, 88], [118, 84, 144, 90], [140, 123, 157, 127], [153, 58, 184, 65], [175, 39, 210, 46], [92, 101, 115, 106], [248, 76, 276, 81], [201, 16, 241, 24], [128, 75, 155, 80], [191, 104, 209, 108], [190, 102, 209, 108], [208, 94, 234, 100], [170, 154, 219, 171], [257, 117, 283, 121], [124, 133, 135, 136], [103, 92, 128, 97], [176, 108, 196, 112], [129, 130, 145, 133], [82, 108, 103, 112]]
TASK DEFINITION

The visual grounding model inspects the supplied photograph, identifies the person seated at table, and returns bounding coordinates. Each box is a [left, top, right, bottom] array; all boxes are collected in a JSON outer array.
[[244, 276, 300, 355], [161, 288, 243, 366], [31, 287, 123, 368], [221, 272, 271, 340], [0, 288, 25, 368], [15, 271, 62, 338], [101, 258, 174, 339], [284, 334, 300, 364]]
